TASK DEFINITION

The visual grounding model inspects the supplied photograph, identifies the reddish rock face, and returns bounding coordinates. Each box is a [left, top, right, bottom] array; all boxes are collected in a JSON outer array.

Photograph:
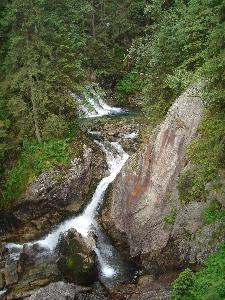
[[101, 85, 222, 274]]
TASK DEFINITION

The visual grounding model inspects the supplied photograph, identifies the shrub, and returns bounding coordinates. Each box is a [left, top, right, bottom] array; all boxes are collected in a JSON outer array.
[[178, 112, 225, 203], [171, 243, 225, 300], [1, 139, 71, 207], [171, 268, 194, 300], [177, 169, 206, 203], [203, 200, 225, 225], [116, 70, 141, 100]]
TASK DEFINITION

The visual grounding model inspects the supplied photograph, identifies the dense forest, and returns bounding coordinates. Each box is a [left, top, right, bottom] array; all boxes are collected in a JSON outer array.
[[0, 0, 224, 299]]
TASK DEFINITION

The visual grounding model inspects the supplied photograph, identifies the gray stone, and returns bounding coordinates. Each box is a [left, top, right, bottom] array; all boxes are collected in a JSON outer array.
[[3, 261, 18, 285], [0, 143, 106, 242], [101, 85, 217, 273], [28, 281, 91, 300]]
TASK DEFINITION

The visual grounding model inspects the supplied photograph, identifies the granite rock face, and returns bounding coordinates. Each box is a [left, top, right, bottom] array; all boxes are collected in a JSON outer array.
[[101, 85, 224, 273], [0, 144, 105, 242]]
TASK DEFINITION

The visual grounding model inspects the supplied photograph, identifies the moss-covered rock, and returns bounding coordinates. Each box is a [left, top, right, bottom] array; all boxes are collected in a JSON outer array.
[[57, 229, 97, 286]]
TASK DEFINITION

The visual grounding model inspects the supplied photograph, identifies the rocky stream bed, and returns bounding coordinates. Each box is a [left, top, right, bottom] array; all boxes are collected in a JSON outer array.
[[0, 84, 224, 300]]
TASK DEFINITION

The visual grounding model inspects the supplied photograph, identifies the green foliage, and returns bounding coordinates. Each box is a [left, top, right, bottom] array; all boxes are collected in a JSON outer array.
[[126, 0, 225, 125], [0, 0, 88, 146], [171, 268, 194, 300], [203, 200, 225, 225], [178, 169, 205, 203], [1, 139, 71, 207], [164, 208, 177, 225], [85, 0, 147, 82], [42, 114, 69, 139], [171, 243, 225, 300], [115, 70, 142, 103], [178, 112, 225, 203]]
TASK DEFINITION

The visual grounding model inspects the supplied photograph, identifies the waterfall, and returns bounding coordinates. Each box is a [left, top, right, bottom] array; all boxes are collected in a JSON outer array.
[[6, 140, 130, 280], [35, 141, 128, 253], [72, 84, 124, 118], [5, 85, 136, 286]]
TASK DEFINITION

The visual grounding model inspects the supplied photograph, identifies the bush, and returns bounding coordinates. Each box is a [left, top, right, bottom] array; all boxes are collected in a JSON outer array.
[[0, 139, 71, 207], [116, 70, 141, 101], [178, 170, 206, 203], [203, 200, 225, 225], [172, 268, 194, 300], [178, 112, 225, 203], [171, 243, 225, 300], [42, 114, 69, 139]]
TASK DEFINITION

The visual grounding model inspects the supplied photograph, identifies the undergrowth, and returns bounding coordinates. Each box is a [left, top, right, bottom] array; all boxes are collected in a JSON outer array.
[[0, 139, 72, 207], [178, 111, 225, 203], [171, 243, 225, 300]]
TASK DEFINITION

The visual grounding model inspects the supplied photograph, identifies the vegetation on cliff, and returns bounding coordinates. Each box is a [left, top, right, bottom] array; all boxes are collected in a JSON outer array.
[[172, 243, 225, 300]]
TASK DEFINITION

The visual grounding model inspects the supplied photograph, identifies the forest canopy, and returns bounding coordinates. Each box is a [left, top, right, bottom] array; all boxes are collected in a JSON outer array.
[[0, 0, 224, 207]]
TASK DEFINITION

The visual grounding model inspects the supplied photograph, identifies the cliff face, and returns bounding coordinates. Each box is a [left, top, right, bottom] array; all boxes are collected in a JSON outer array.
[[101, 85, 225, 274], [0, 144, 106, 242]]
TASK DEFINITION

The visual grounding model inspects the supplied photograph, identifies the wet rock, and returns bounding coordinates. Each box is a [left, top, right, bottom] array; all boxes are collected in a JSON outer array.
[[0, 144, 106, 242], [3, 243, 61, 299], [57, 229, 97, 286], [0, 271, 5, 289], [26, 281, 110, 300], [3, 261, 18, 286], [101, 85, 219, 273], [86, 116, 146, 155]]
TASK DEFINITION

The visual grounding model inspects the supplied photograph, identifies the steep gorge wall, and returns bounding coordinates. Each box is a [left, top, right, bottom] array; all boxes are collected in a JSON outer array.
[[101, 85, 225, 274]]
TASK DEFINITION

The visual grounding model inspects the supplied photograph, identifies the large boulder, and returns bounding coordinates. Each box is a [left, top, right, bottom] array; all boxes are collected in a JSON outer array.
[[101, 85, 224, 274], [0, 243, 61, 299], [57, 229, 97, 286]]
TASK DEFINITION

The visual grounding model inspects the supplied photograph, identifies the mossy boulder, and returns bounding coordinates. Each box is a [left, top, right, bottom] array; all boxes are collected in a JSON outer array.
[[57, 229, 97, 286]]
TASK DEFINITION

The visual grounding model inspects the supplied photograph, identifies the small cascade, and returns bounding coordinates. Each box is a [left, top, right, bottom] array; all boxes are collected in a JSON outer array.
[[72, 83, 124, 118]]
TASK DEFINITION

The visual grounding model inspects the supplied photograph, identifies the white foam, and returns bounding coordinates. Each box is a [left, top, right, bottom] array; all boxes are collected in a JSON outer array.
[[72, 85, 124, 118], [0, 289, 7, 296], [122, 132, 139, 139]]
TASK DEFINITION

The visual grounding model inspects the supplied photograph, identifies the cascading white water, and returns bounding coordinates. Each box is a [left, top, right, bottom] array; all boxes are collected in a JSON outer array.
[[6, 140, 129, 279], [72, 84, 124, 118], [36, 142, 128, 252]]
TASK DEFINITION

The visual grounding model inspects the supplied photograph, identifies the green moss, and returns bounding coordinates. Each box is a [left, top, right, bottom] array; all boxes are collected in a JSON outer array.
[[164, 208, 177, 225], [203, 200, 225, 225]]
